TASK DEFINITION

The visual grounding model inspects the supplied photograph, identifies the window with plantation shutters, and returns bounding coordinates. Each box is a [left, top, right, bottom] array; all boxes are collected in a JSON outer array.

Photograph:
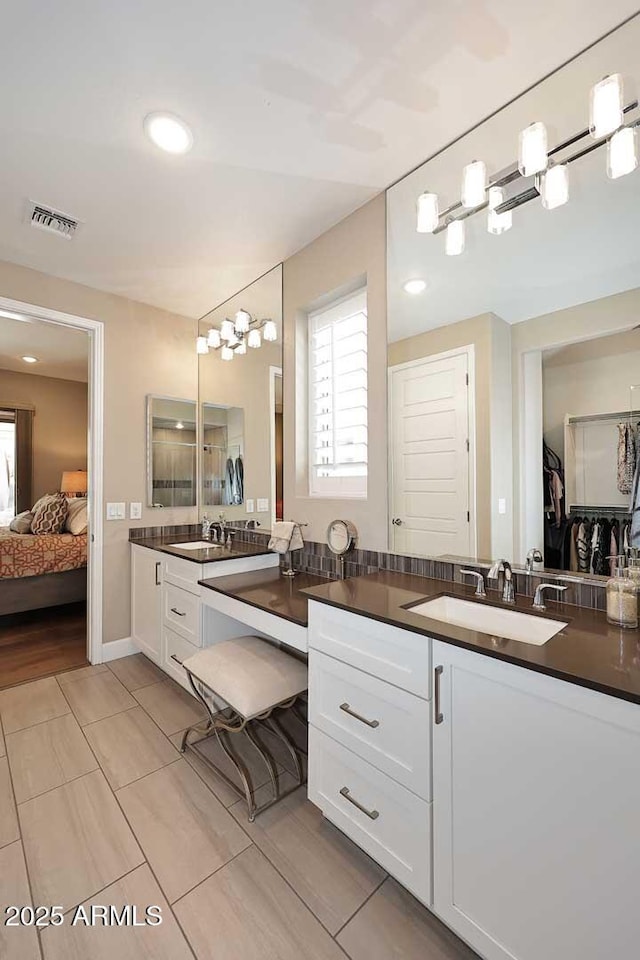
[[308, 288, 367, 497]]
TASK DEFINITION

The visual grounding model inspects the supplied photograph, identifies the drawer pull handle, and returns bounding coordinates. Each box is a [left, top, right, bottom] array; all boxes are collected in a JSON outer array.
[[434, 665, 444, 725], [170, 654, 184, 665], [339, 786, 379, 820], [170, 607, 187, 617], [339, 702, 380, 728], [155, 561, 161, 586]]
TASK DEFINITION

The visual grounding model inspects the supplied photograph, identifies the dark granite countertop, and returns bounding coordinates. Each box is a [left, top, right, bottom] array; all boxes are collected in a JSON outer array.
[[301, 571, 640, 706], [132, 533, 272, 565], [199, 569, 330, 626]]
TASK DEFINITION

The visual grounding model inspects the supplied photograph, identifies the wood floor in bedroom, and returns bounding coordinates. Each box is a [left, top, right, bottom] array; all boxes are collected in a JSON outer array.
[[0, 604, 87, 690]]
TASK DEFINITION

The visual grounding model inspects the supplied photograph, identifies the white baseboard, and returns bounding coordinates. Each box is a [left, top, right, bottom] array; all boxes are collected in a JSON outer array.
[[101, 636, 138, 662]]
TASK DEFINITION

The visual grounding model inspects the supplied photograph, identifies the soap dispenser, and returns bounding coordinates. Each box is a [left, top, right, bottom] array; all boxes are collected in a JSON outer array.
[[606, 556, 638, 629]]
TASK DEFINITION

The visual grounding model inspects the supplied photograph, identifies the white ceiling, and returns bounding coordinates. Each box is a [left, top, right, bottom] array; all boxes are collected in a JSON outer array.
[[0, 1, 637, 319], [0, 317, 88, 382], [387, 15, 640, 341]]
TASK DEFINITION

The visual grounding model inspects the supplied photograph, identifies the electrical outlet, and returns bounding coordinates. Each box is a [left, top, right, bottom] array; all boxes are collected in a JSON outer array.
[[130, 502, 142, 520], [106, 502, 126, 520], [257, 498, 269, 513], [245, 499, 255, 513]]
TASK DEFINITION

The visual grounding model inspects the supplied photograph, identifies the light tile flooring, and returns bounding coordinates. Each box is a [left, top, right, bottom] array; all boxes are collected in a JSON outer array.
[[0, 653, 479, 960]]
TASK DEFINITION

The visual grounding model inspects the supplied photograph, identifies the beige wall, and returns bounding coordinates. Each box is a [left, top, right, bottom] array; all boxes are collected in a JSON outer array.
[[0, 368, 88, 502], [283, 195, 387, 551], [0, 259, 198, 645]]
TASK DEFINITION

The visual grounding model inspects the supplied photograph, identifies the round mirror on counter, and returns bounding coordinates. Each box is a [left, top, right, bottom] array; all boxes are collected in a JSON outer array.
[[327, 520, 357, 577]]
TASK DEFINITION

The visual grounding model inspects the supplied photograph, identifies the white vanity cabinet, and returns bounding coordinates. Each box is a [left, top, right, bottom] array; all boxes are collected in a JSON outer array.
[[130, 543, 163, 663], [431, 638, 640, 960], [307, 602, 433, 905]]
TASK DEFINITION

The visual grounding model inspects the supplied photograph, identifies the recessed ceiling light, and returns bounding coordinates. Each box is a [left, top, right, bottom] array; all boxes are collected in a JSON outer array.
[[144, 112, 193, 155], [22, 356, 39, 363], [175, 421, 184, 430], [403, 279, 427, 295]]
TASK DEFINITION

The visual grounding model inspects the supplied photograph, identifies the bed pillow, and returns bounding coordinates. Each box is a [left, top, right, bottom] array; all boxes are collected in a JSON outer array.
[[9, 511, 33, 534], [65, 497, 88, 535], [31, 493, 68, 535]]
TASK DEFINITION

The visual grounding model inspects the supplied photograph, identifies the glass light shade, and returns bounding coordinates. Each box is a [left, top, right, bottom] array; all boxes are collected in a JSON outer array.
[[248, 329, 261, 348], [226, 332, 239, 347], [518, 122, 548, 177], [220, 319, 235, 341], [220, 345, 234, 361], [461, 160, 486, 208], [445, 219, 465, 256], [590, 74, 623, 139], [416, 191, 439, 233], [207, 327, 221, 348], [196, 336, 209, 354], [263, 320, 277, 341], [541, 164, 569, 210], [235, 309, 251, 333], [235, 340, 247, 355], [487, 186, 512, 235], [607, 126, 638, 179]]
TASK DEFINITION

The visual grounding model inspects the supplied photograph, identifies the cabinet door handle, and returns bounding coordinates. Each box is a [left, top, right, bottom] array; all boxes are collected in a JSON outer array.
[[434, 665, 444, 725], [155, 561, 161, 586], [170, 607, 186, 617], [339, 786, 379, 820], [339, 702, 380, 728], [170, 654, 184, 665]]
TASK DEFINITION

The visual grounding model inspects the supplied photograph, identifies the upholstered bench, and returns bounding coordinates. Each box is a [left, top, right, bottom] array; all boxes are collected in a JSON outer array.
[[179, 636, 308, 820]]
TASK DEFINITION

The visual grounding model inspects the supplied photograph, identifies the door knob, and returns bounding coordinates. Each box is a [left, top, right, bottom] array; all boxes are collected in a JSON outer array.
[[392, 518, 403, 526]]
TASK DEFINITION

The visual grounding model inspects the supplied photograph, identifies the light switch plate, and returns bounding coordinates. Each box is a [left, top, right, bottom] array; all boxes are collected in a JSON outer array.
[[245, 499, 255, 513], [498, 498, 507, 515], [130, 502, 142, 520], [257, 498, 269, 513], [106, 502, 126, 520]]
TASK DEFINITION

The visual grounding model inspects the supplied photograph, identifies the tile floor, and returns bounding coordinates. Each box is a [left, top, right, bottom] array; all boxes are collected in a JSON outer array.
[[0, 653, 479, 960]]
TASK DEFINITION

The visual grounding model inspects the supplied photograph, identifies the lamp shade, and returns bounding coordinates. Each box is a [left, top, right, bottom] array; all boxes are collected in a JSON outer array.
[[61, 470, 88, 495]]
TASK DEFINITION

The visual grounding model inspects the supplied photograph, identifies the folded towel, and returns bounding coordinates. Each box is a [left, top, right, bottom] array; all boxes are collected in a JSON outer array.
[[268, 521, 304, 554]]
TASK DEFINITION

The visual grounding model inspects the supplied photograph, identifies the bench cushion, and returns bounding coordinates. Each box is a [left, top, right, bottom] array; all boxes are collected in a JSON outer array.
[[182, 635, 307, 720]]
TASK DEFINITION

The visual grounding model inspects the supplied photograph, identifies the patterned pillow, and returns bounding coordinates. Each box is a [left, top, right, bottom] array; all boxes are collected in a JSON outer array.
[[65, 498, 88, 535], [9, 511, 34, 534], [31, 493, 68, 535]]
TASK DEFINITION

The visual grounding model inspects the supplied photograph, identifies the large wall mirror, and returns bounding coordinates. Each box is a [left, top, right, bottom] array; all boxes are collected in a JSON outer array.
[[197, 264, 283, 528], [146, 396, 197, 507], [386, 18, 640, 574]]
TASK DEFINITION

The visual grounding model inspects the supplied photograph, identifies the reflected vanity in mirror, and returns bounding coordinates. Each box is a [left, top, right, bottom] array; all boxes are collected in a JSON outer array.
[[197, 264, 283, 529], [386, 17, 640, 576], [147, 396, 197, 507]]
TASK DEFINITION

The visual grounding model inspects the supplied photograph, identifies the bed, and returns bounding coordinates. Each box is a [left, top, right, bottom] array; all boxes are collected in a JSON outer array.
[[0, 527, 88, 615]]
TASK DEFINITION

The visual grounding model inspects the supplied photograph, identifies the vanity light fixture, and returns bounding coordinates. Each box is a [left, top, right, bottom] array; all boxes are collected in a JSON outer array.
[[21, 355, 39, 363], [590, 74, 624, 139], [144, 112, 193, 155], [540, 163, 569, 210], [197, 309, 275, 357], [607, 126, 638, 179], [416, 191, 439, 233], [518, 122, 548, 177], [403, 279, 427, 294], [461, 160, 487, 208], [445, 219, 465, 256], [487, 186, 512, 235]]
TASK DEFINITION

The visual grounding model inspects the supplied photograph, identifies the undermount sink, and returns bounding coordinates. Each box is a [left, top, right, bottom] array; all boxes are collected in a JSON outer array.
[[168, 541, 225, 550], [407, 595, 567, 646]]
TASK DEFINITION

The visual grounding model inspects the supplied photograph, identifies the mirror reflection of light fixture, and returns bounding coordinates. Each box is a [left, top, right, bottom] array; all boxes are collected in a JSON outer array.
[[487, 186, 512, 235], [220, 319, 235, 341], [221, 345, 234, 361], [207, 327, 221, 348], [196, 309, 276, 357], [235, 340, 247, 355], [263, 320, 277, 342], [607, 126, 638, 179], [540, 163, 569, 210], [590, 74, 623, 139], [235, 309, 251, 333], [196, 336, 209, 354], [247, 329, 261, 349], [445, 219, 465, 256], [461, 160, 486, 208], [416, 191, 439, 233]]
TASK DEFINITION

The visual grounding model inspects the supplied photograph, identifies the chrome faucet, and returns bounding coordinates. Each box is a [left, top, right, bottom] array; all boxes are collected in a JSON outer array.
[[488, 559, 516, 604], [533, 583, 568, 611], [525, 548, 544, 574], [460, 569, 487, 598]]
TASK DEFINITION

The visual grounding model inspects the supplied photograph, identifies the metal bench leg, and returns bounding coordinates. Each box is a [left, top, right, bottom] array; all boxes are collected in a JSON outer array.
[[262, 714, 305, 785]]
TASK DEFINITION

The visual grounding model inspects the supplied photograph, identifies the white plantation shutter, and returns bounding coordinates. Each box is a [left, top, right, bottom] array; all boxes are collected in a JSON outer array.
[[309, 288, 367, 497]]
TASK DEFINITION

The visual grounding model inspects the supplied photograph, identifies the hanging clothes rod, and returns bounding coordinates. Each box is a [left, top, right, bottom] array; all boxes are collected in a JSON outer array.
[[567, 410, 640, 425], [568, 504, 631, 515]]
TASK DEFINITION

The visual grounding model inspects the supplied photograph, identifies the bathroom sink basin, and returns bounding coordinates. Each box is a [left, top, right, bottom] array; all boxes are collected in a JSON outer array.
[[407, 596, 567, 645], [167, 541, 225, 550]]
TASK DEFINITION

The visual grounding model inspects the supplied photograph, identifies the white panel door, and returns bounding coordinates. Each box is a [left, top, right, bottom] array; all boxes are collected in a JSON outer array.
[[390, 352, 471, 556], [431, 639, 640, 960]]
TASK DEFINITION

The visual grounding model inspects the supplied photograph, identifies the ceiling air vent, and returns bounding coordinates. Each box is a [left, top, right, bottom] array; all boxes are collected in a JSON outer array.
[[27, 202, 80, 240]]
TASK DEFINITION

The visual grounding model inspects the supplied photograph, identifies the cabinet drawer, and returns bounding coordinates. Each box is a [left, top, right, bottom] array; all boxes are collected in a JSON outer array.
[[309, 726, 432, 905], [164, 583, 201, 645], [309, 602, 431, 698], [163, 554, 201, 594], [162, 627, 200, 692], [309, 651, 431, 799]]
